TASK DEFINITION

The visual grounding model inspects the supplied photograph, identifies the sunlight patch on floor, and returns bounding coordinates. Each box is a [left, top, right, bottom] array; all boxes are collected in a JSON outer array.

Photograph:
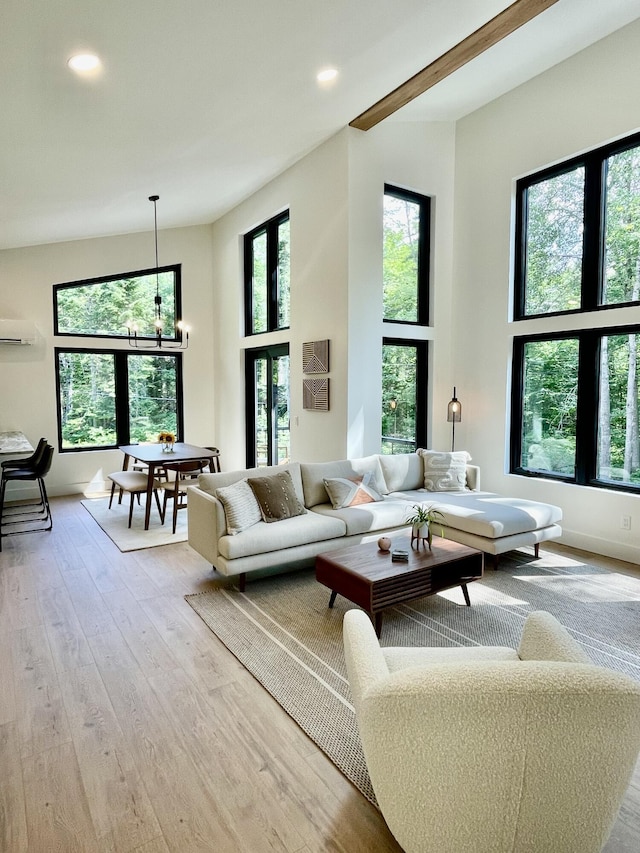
[[436, 586, 529, 607], [516, 573, 640, 602]]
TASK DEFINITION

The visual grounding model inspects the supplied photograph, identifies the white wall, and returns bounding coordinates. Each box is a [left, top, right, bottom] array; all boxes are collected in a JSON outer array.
[[211, 130, 351, 470], [0, 224, 215, 496], [453, 19, 640, 563], [346, 121, 456, 456], [211, 122, 457, 469]]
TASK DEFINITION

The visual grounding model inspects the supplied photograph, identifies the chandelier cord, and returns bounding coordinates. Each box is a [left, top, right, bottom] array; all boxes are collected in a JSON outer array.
[[127, 194, 189, 349], [152, 195, 159, 270], [150, 195, 161, 323]]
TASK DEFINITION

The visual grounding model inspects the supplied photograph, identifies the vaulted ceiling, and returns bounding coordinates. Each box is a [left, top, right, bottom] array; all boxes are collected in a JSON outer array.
[[2, 0, 639, 250]]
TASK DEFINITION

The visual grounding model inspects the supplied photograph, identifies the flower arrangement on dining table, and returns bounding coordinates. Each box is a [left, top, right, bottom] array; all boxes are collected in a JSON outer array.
[[158, 431, 176, 451]]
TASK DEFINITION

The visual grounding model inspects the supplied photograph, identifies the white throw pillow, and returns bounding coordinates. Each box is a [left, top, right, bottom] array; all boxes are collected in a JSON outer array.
[[419, 449, 471, 492], [215, 479, 262, 535]]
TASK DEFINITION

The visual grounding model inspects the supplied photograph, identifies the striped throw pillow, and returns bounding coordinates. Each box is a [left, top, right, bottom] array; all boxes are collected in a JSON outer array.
[[215, 479, 262, 535]]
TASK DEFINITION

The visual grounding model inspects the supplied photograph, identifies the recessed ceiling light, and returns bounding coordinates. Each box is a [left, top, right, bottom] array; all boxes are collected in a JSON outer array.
[[317, 68, 338, 83], [67, 53, 101, 73]]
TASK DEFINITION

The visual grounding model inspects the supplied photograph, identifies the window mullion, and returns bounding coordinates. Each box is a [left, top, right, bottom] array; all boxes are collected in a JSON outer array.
[[509, 339, 526, 472], [267, 223, 279, 332], [243, 237, 254, 336], [582, 154, 606, 310], [513, 184, 529, 320], [115, 354, 130, 446], [417, 196, 431, 325], [268, 352, 278, 465], [574, 332, 599, 485], [415, 341, 428, 444]]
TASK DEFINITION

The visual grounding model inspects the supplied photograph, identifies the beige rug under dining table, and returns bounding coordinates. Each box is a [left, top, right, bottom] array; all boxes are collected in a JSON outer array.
[[117, 442, 218, 529]]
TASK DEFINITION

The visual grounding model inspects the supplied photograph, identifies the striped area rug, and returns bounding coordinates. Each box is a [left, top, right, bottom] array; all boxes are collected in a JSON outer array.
[[185, 548, 640, 810]]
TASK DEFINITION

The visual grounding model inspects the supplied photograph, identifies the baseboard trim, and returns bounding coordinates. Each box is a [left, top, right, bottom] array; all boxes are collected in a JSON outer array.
[[557, 529, 640, 566]]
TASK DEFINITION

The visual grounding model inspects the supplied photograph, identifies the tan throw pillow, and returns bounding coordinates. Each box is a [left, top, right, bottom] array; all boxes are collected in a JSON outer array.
[[419, 449, 471, 491], [323, 472, 384, 509], [215, 479, 262, 535], [247, 470, 306, 523]]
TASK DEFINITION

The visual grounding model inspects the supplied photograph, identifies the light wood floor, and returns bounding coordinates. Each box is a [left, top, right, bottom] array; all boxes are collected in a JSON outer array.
[[0, 495, 638, 852]]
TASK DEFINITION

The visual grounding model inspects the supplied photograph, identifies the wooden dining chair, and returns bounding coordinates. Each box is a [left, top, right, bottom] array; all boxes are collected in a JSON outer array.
[[130, 442, 168, 481], [160, 458, 210, 533], [204, 447, 221, 473], [107, 470, 164, 528]]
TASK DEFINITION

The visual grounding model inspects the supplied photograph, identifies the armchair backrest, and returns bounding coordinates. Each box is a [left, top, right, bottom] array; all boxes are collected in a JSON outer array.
[[517, 609, 592, 662]]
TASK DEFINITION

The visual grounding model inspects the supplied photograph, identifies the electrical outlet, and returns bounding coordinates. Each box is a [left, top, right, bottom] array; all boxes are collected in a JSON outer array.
[[621, 515, 631, 530]]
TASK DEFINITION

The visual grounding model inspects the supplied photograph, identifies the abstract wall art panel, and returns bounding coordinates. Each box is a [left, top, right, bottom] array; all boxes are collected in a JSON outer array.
[[302, 339, 330, 374], [303, 378, 330, 411]]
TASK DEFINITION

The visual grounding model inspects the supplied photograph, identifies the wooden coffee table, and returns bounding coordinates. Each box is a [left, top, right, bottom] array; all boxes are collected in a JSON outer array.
[[315, 535, 483, 637]]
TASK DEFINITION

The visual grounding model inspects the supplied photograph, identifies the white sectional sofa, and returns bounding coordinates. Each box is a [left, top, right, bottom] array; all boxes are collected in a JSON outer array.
[[187, 451, 563, 589]]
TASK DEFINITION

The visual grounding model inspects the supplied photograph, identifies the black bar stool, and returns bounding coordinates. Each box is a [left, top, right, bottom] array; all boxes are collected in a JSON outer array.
[[1, 437, 47, 473], [0, 444, 54, 550]]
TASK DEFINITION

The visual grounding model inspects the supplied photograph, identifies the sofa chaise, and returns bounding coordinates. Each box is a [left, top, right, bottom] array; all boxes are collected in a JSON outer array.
[[187, 450, 562, 588]]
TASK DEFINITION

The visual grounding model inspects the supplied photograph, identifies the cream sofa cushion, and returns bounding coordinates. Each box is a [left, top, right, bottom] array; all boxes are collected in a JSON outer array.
[[218, 510, 345, 560], [311, 498, 410, 535], [434, 491, 563, 538], [301, 456, 386, 506], [387, 490, 562, 539], [378, 452, 424, 493], [199, 461, 305, 505]]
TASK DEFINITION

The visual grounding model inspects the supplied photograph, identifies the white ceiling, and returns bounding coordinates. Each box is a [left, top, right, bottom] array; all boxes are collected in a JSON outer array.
[[2, 0, 640, 251]]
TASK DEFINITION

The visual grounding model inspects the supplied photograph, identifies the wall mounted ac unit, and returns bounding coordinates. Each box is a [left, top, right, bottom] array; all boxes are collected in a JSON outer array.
[[0, 319, 37, 345]]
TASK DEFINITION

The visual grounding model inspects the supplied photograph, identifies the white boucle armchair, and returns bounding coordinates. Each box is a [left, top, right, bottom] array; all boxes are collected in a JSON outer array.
[[343, 609, 640, 853]]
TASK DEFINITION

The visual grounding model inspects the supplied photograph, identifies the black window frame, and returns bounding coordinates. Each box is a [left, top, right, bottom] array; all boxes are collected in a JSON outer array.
[[514, 130, 640, 321], [383, 184, 431, 326], [53, 264, 183, 342], [54, 347, 184, 453], [512, 129, 640, 495], [381, 336, 428, 453], [244, 343, 290, 468], [244, 211, 290, 337], [510, 325, 640, 494]]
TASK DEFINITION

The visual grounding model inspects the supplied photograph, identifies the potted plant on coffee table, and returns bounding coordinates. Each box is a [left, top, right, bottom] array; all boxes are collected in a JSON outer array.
[[406, 504, 445, 550]]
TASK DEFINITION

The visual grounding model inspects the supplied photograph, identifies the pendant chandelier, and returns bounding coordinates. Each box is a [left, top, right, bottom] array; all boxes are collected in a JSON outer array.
[[127, 195, 189, 349]]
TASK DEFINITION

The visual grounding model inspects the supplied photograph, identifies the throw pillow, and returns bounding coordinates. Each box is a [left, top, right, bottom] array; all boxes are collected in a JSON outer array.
[[215, 479, 263, 535], [419, 449, 471, 492], [323, 471, 384, 509], [247, 470, 306, 523]]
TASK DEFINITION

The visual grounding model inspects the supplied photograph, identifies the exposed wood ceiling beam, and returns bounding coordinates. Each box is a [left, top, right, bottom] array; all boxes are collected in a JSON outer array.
[[350, 0, 561, 131]]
